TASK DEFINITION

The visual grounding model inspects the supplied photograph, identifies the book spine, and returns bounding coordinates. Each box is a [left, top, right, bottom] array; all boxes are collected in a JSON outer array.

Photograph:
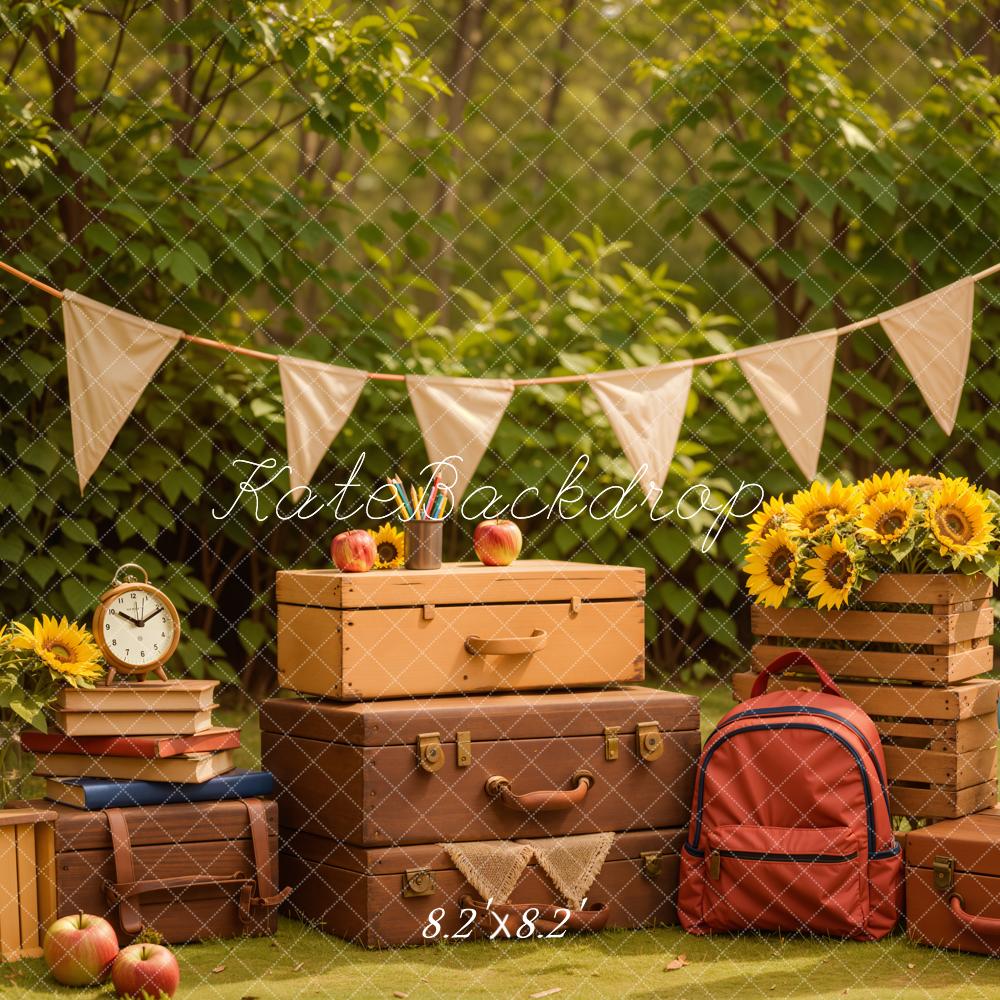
[[75, 772, 273, 809]]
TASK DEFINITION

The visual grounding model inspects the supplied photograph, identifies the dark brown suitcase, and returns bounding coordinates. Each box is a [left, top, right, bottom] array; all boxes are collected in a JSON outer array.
[[280, 825, 685, 947], [26, 798, 287, 944], [906, 808, 1000, 955], [260, 687, 700, 847]]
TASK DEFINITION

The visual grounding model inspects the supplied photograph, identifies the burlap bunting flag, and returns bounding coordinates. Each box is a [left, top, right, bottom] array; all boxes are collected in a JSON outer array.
[[517, 832, 615, 910], [442, 841, 534, 904]]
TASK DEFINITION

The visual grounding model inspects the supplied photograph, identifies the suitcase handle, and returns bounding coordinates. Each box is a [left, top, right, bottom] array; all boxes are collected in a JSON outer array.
[[949, 893, 1000, 938], [460, 895, 610, 935], [750, 649, 844, 699], [485, 769, 594, 813], [465, 629, 548, 656]]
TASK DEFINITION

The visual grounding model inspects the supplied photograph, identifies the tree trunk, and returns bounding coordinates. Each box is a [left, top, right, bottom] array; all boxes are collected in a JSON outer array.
[[535, 0, 579, 191], [164, 0, 195, 153]]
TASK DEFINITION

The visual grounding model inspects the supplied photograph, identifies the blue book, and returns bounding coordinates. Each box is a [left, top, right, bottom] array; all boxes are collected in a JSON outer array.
[[44, 769, 274, 810]]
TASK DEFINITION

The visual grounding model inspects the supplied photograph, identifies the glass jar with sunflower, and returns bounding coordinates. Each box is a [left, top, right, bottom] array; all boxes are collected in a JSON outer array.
[[742, 472, 1000, 610], [0, 615, 104, 802]]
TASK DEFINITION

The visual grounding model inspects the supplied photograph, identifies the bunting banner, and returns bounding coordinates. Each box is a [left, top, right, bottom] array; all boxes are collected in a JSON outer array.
[[589, 364, 693, 509], [62, 290, 182, 491], [738, 332, 838, 480], [278, 355, 368, 500], [407, 375, 515, 501], [879, 279, 975, 435]]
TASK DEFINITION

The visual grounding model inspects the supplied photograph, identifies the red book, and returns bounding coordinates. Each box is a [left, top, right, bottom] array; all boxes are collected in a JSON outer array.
[[20, 726, 240, 759]]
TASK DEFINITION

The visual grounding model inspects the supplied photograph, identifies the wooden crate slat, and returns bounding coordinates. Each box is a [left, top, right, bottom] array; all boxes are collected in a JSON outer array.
[[881, 745, 997, 786], [889, 781, 997, 820], [751, 642, 992, 685], [857, 574, 994, 606], [14, 824, 41, 958], [0, 827, 19, 962], [879, 715, 997, 754]]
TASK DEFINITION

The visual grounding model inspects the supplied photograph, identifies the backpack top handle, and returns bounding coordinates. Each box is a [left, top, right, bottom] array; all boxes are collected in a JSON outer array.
[[750, 649, 845, 699]]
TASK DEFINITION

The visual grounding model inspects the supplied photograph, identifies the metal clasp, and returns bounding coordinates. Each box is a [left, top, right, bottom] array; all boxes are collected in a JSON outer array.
[[636, 721, 664, 762], [708, 850, 721, 881], [402, 869, 437, 897], [603, 726, 620, 762], [416, 732, 444, 773], [570, 596, 583, 616], [641, 851, 662, 878], [933, 855, 955, 892], [456, 730, 472, 768]]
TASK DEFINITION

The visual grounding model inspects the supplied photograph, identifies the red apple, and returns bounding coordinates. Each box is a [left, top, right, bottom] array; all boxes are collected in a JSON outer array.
[[111, 943, 181, 1000], [331, 529, 376, 572], [473, 519, 523, 566], [43, 913, 119, 986]]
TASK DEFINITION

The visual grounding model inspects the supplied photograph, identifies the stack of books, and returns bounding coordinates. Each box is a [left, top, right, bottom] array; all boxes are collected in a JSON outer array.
[[23, 680, 272, 809]]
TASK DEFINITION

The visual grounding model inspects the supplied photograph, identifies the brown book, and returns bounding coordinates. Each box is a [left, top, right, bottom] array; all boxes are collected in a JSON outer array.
[[20, 727, 240, 759], [55, 680, 218, 714], [53, 707, 217, 738], [34, 750, 234, 784]]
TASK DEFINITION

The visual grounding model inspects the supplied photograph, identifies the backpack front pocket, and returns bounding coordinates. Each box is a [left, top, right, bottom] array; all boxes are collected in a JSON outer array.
[[701, 824, 865, 937]]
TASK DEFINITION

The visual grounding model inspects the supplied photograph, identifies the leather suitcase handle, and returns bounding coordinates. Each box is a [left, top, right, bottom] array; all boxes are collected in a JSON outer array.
[[750, 649, 844, 699], [486, 769, 594, 813], [949, 894, 1000, 937], [465, 629, 548, 656], [461, 895, 610, 934]]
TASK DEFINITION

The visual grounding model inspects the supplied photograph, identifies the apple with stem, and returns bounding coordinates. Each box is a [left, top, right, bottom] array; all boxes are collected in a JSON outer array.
[[111, 942, 181, 999], [43, 913, 120, 986], [331, 530, 376, 572], [473, 520, 523, 567]]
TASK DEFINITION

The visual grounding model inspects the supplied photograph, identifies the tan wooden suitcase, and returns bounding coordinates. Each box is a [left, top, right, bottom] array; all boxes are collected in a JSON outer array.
[[275, 560, 645, 700]]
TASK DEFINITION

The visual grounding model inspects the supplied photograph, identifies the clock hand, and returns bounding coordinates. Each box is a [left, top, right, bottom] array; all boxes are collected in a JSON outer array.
[[115, 611, 143, 626], [139, 607, 164, 626]]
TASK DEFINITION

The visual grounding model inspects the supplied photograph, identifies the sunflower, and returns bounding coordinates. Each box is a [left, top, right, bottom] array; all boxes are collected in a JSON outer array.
[[858, 488, 916, 546], [803, 533, 858, 610], [859, 470, 909, 503], [907, 474, 942, 491], [369, 523, 405, 569], [925, 478, 995, 560], [743, 494, 794, 547], [10, 616, 103, 683], [744, 528, 799, 608], [786, 480, 864, 536]]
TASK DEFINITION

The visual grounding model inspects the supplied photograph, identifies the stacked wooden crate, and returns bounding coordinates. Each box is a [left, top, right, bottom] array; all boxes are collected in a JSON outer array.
[[731, 573, 997, 821]]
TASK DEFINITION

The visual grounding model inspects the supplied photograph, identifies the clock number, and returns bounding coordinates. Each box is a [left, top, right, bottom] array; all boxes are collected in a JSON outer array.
[[111, 639, 116, 646]]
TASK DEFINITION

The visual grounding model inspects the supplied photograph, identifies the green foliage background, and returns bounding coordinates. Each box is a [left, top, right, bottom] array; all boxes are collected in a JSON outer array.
[[0, 0, 997, 694]]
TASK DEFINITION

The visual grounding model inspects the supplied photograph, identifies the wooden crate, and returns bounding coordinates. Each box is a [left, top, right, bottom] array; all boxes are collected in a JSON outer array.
[[751, 573, 994, 685], [731, 673, 999, 821], [0, 806, 56, 962]]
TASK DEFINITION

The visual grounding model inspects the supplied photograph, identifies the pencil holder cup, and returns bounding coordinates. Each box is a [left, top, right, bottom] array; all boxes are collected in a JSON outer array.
[[405, 519, 443, 570]]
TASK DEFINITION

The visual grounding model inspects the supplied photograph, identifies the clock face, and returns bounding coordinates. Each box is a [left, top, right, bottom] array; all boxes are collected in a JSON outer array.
[[101, 588, 177, 669]]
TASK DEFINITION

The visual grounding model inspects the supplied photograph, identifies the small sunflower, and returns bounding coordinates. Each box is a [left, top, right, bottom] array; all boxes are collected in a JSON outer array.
[[369, 523, 405, 569], [743, 495, 794, 547], [10, 616, 103, 683], [803, 533, 859, 610], [858, 488, 916, 546], [743, 528, 799, 608], [925, 478, 995, 560], [859, 470, 910, 503], [786, 479, 864, 536]]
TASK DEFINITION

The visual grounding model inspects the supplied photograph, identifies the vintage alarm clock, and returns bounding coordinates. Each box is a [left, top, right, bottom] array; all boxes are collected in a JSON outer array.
[[92, 563, 180, 682]]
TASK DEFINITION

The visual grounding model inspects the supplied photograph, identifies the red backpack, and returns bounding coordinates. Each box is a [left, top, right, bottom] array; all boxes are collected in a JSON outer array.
[[678, 650, 902, 940]]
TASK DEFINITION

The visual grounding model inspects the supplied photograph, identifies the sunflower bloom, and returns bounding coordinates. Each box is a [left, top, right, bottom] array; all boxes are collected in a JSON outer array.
[[743, 495, 794, 547], [369, 523, 405, 569], [744, 528, 799, 608], [859, 470, 910, 503], [10, 616, 103, 683], [858, 489, 915, 546], [906, 474, 942, 491], [925, 478, 995, 560], [786, 480, 864, 536], [803, 533, 859, 610]]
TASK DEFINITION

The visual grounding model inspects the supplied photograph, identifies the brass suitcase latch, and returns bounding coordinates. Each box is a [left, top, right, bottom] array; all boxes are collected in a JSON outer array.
[[416, 732, 444, 773], [403, 869, 437, 897], [456, 730, 472, 768], [603, 726, 620, 761], [933, 855, 955, 892], [641, 851, 662, 878], [636, 722, 664, 762]]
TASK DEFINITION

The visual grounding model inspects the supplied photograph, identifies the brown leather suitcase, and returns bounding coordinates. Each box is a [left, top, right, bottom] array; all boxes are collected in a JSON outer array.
[[906, 808, 1000, 954], [280, 826, 685, 947], [25, 798, 287, 944], [260, 687, 700, 847], [275, 560, 645, 700]]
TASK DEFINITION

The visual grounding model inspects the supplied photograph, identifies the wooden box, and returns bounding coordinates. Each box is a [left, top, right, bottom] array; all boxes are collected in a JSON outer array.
[[260, 687, 700, 847], [751, 573, 994, 685], [275, 560, 645, 700], [22, 798, 282, 944], [906, 808, 1000, 955], [280, 826, 684, 948], [0, 806, 55, 962], [731, 673, 999, 820]]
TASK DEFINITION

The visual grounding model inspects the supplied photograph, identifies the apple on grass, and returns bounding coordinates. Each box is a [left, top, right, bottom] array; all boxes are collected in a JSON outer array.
[[112, 942, 181, 1000], [473, 519, 523, 567], [43, 913, 120, 986], [331, 530, 376, 572]]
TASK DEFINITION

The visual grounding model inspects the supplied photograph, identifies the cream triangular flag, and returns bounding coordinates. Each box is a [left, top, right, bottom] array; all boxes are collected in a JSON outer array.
[[879, 279, 975, 434], [278, 356, 367, 499], [62, 290, 182, 491], [443, 841, 533, 904], [518, 833, 615, 910], [590, 364, 692, 509], [738, 332, 838, 479], [407, 375, 514, 502]]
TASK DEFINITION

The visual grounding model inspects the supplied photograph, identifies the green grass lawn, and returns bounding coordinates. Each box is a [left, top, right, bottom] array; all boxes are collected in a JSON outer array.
[[4, 681, 999, 1000]]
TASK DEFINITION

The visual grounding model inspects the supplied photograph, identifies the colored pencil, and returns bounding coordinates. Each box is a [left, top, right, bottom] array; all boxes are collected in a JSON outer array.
[[410, 485, 422, 520], [424, 477, 440, 518], [386, 478, 408, 519], [393, 477, 414, 519]]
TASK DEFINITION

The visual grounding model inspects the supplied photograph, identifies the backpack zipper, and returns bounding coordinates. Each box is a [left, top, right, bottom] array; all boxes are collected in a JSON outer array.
[[706, 847, 859, 881]]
